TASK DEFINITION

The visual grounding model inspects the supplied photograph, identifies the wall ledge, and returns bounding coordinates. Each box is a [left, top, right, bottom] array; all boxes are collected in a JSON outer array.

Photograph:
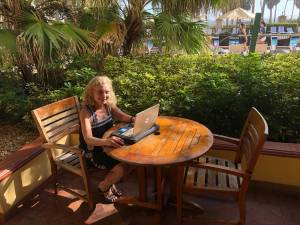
[[0, 137, 44, 182], [213, 138, 300, 158]]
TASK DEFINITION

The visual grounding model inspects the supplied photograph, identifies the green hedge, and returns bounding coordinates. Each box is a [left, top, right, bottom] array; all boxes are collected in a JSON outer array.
[[102, 54, 299, 143], [0, 54, 299, 142]]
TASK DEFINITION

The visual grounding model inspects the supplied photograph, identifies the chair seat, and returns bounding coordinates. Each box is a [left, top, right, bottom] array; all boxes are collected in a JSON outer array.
[[184, 156, 242, 192], [56, 150, 82, 175]]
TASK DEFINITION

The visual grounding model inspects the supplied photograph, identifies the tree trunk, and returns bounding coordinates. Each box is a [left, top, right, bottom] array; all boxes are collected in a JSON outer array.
[[291, 0, 295, 19], [17, 62, 33, 85], [274, 5, 277, 23], [284, 0, 289, 15], [262, 0, 266, 19], [123, 14, 143, 55], [269, 8, 273, 23]]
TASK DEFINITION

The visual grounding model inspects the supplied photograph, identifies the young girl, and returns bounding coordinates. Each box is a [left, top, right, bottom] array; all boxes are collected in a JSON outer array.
[[79, 76, 134, 203]]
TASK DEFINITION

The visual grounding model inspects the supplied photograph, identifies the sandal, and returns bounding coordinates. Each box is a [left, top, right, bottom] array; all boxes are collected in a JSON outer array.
[[111, 184, 123, 197], [98, 186, 119, 203]]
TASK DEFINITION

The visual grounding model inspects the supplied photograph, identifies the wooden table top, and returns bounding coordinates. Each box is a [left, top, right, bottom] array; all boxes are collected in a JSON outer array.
[[103, 116, 213, 166]]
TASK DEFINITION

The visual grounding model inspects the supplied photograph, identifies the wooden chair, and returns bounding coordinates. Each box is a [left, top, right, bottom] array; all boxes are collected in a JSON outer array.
[[182, 107, 268, 225], [31, 96, 94, 209]]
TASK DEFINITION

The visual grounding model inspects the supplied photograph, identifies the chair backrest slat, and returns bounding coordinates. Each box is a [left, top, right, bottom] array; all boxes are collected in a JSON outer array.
[[47, 122, 80, 142], [42, 107, 78, 127], [235, 107, 268, 173], [32, 96, 81, 143], [44, 113, 79, 132]]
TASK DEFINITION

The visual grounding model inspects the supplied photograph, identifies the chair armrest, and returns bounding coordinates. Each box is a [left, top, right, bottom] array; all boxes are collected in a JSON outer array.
[[213, 134, 240, 145], [190, 162, 250, 179], [42, 143, 82, 155]]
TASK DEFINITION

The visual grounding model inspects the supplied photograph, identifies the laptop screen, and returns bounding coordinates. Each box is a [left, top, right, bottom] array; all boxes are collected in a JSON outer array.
[[115, 104, 159, 137], [133, 104, 159, 136]]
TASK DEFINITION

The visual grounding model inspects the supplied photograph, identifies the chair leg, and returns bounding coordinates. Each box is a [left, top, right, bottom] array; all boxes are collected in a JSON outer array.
[[51, 165, 58, 194], [176, 166, 184, 225], [53, 174, 58, 195], [47, 152, 58, 194], [81, 170, 94, 209], [0, 213, 5, 225], [239, 196, 246, 225], [79, 157, 94, 209]]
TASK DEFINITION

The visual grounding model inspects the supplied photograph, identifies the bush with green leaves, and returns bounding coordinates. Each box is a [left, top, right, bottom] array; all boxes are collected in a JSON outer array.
[[1, 53, 299, 143], [103, 54, 299, 142]]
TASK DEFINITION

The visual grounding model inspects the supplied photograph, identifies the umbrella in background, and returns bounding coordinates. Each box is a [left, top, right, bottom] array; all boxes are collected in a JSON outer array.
[[218, 7, 255, 20], [217, 7, 255, 35]]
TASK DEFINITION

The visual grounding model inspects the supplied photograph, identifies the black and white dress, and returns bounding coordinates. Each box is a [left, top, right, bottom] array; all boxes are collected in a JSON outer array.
[[79, 105, 119, 170]]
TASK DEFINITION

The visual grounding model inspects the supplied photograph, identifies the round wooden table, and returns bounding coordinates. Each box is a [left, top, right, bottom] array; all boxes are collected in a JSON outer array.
[[103, 116, 213, 222], [103, 116, 213, 165]]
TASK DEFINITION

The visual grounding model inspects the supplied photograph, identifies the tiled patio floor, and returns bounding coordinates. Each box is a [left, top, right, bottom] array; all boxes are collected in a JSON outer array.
[[6, 169, 300, 225]]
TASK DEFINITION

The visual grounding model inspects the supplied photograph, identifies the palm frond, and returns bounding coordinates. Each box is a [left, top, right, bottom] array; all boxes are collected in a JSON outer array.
[[53, 22, 94, 55], [93, 21, 126, 55], [152, 0, 229, 15], [154, 12, 207, 54], [17, 11, 65, 78], [21, 11, 65, 59]]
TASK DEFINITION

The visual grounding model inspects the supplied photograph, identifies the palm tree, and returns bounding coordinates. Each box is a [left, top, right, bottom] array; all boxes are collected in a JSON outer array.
[[266, 0, 280, 23], [241, 0, 255, 10], [84, 0, 228, 55], [273, 0, 280, 22], [295, 0, 300, 20], [284, 0, 289, 15], [0, 0, 92, 86], [261, 0, 267, 20], [291, 0, 296, 19]]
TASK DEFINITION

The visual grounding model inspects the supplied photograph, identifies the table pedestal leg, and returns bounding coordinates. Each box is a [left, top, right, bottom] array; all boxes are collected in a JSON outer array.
[[137, 166, 147, 202]]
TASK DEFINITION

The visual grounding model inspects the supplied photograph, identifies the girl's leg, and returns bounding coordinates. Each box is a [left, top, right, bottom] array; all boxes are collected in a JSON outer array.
[[98, 163, 132, 191]]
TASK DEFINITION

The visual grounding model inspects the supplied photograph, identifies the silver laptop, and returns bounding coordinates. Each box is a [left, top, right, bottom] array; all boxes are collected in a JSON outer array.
[[121, 104, 159, 137]]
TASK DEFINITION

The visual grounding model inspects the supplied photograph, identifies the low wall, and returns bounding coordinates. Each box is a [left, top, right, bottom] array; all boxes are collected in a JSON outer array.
[[0, 138, 51, 222], [208, 150, 300, 187], [211, 139, 300, 187]]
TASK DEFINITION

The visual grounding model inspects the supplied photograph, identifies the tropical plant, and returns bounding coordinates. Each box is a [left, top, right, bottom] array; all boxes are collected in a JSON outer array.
[[0, 0, 92, 87], [80, 0, 228, 55]]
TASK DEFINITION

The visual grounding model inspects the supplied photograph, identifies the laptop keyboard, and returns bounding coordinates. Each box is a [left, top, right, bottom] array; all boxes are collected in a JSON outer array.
[[122, 128, 134, 137]]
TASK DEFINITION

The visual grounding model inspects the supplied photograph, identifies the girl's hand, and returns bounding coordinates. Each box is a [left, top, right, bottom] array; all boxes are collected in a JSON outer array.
[[105, 136, 125, 148]]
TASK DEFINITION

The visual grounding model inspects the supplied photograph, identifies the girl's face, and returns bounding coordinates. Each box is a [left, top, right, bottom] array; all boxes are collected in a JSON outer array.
[[93, 84, 110, 106]]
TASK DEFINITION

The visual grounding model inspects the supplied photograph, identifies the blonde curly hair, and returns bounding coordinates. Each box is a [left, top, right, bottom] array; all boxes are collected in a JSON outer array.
[[83, 76, 117, 107]]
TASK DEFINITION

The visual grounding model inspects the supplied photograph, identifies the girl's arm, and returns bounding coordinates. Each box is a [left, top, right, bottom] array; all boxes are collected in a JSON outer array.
[[80, 107, 124, 148], [111, 106, 135, 123]]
